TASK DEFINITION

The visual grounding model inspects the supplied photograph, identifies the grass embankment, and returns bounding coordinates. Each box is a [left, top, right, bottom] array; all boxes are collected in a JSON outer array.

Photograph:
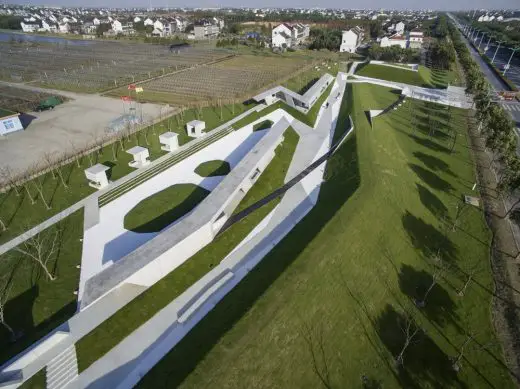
[[0, 211, 83, 365], [75, 127, 300, 372], [19, 368, 45, 389], [138, 83, 514, 389], [124, 184, 210, 233], [356, 63, 459, 88], [194, 160, 231, 177]]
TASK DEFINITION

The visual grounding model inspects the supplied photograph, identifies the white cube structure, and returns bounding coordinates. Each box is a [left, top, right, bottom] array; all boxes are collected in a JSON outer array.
[[186, 120, 205, 138], [84, 164, 110, 190], [127, 146, 150, 168], [159, 131, 179, 152]]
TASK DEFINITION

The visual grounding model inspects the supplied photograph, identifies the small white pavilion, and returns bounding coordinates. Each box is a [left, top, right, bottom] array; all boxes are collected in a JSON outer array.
[[159, 131, 179, 152], [84, 164, 110, 190], [186, 120, 205, 138], [127, 146, 150, 168]]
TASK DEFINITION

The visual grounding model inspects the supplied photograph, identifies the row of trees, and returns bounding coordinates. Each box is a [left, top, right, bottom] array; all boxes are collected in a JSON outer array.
[[308, 28, 342, 51], [448, 22, 520, 215], [368, 44, 421, 63]]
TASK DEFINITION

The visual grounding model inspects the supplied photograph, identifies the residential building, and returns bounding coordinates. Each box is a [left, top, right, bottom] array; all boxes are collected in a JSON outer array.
[[58, 22, 70, 33], [20, 21, 39, 32], [380, 33, 407, 48], [272, 23, 293, 48], [134, 16, 141, 23], [153, 19, 164, 31], [112, 19, 122, 33], [93, 17, 100, 25], [194, 23, 220, 39], [408, 28, 423, 49], [271, 23, 310, 49], [339, 26, 364, 53], [144, 17, 154, 26], [387, 21, 405, 34]]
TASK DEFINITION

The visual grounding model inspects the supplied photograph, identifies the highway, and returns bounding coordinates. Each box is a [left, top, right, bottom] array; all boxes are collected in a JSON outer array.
[[448, 14, 520, 130]]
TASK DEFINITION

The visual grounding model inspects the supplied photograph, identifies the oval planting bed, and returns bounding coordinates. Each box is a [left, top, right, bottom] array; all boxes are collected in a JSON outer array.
[[124, 183, 210, 233], [194, 160, 231, 177]]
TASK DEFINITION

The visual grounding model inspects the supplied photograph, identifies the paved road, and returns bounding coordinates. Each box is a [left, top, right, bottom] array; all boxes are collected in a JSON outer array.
[[448, 14, 520, 128]]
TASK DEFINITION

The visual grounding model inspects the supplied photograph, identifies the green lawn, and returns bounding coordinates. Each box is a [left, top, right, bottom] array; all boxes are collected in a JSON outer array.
[[253, 120, 273, 132], [76, 127, 300, 372], [19, 369, 45, 389], [194, 160, 231, 177], [0, 210, 83, 365], [356, 63, 428, 86], [124, 184, 210, 233], [137, 83, 514, 389]]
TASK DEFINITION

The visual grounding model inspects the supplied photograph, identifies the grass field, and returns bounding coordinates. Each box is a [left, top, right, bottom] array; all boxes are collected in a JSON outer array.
[[194, 160, 231, 177], [124, 184, 210, 233], [0, 211, 83, 365], [137, 83, 514, 388], [356, 64, 459, 89], [76, 127, 300, 372]]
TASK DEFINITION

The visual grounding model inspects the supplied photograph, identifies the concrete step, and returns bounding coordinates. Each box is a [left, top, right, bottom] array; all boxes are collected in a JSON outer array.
[[46, 345, 78, 389]]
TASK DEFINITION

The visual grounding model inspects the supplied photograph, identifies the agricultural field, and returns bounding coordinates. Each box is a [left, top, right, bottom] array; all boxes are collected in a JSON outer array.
[[137, 84, 515, 388], [0, 84, 61, 113], [0, 41, 231, 92], [125, 55, 315, 105]]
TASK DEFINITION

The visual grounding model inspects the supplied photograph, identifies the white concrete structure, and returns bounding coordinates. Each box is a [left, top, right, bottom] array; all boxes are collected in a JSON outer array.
[[111, 19, 122, 33], [253, 73, 334, 112], [193, 24, 220, 39], [340, 26, 364, 53], [0, 110, 23, 136], [85, 164, 110, 190], [186, 120, 206, 138], [127, 146, 150, 168], [159, 132, 179, 152]]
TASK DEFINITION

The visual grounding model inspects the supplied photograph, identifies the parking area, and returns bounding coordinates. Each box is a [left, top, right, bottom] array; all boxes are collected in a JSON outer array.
[[0, 84, 173, 174]]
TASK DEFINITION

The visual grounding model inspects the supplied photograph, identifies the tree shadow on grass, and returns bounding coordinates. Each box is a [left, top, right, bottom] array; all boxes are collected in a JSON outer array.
[[402, 210, 457, 262], [416, 184, 449, 220], [413, 152, 456, 177], [409, 164, 454, 192], [409, 134, 451, 154], [137, 135, 361, 389], [375, 304, 466, 389], [398, 264, 458, 327]]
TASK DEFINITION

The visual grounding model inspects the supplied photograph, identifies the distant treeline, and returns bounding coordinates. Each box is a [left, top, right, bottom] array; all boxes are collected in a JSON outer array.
[[0, 15, 23, 30]]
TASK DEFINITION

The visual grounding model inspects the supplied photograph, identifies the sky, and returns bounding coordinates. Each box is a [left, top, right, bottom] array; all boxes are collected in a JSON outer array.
[[6, 0, 519, 10]]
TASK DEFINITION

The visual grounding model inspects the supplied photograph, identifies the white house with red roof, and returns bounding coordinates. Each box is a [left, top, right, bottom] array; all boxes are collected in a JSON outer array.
[[380, 33, 408, 48]]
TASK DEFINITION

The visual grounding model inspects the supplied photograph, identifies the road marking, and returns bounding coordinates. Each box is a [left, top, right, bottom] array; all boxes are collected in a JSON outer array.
[[504, 104, 511, 111]]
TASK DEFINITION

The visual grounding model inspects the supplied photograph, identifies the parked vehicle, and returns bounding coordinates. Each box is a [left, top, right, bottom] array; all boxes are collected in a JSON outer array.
[[36, 96, 62, 111]]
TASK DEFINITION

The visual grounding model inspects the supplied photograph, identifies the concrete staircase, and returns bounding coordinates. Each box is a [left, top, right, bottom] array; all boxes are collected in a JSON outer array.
[[46, 345, 78, 389]]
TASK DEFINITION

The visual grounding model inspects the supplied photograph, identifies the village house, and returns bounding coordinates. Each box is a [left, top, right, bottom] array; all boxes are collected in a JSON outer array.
[[339, 26, 364, 53], [408, 28, 424, 49], [380, 33, 408, 48], [271, 23, 310, 49]]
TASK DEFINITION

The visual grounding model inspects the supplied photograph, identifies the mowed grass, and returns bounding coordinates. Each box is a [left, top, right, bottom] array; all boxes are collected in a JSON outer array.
[[124, 184, 210, 233], [76, 127, 300, 372], [0, 210, 83, 365], [194, 160, 231, 177], [356, 63, 428, 86], [137, 83, 514, 388]]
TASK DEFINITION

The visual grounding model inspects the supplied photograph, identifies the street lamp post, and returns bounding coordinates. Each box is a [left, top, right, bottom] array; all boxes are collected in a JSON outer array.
[[503, 47, 520, 76], [478, 32, 487, 50], [491, 41, 504, 63], [484, 35, 492, 51]]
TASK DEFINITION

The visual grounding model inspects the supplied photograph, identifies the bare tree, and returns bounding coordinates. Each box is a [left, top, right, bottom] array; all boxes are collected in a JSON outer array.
[[415, 260, 447, 308], [451, 334, 473, 372], [14, 226, 60, 281], [300, 320, 332, 388], [32, 171, 51, 210], [0, 217, 6, 232], [0, 166, 21, 196], [396, 311, 421, 367], [43, 152, 57, 180], [0, 274, 15, 340], [68, 140, 82, 168], [457, 262, 483, 297]]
